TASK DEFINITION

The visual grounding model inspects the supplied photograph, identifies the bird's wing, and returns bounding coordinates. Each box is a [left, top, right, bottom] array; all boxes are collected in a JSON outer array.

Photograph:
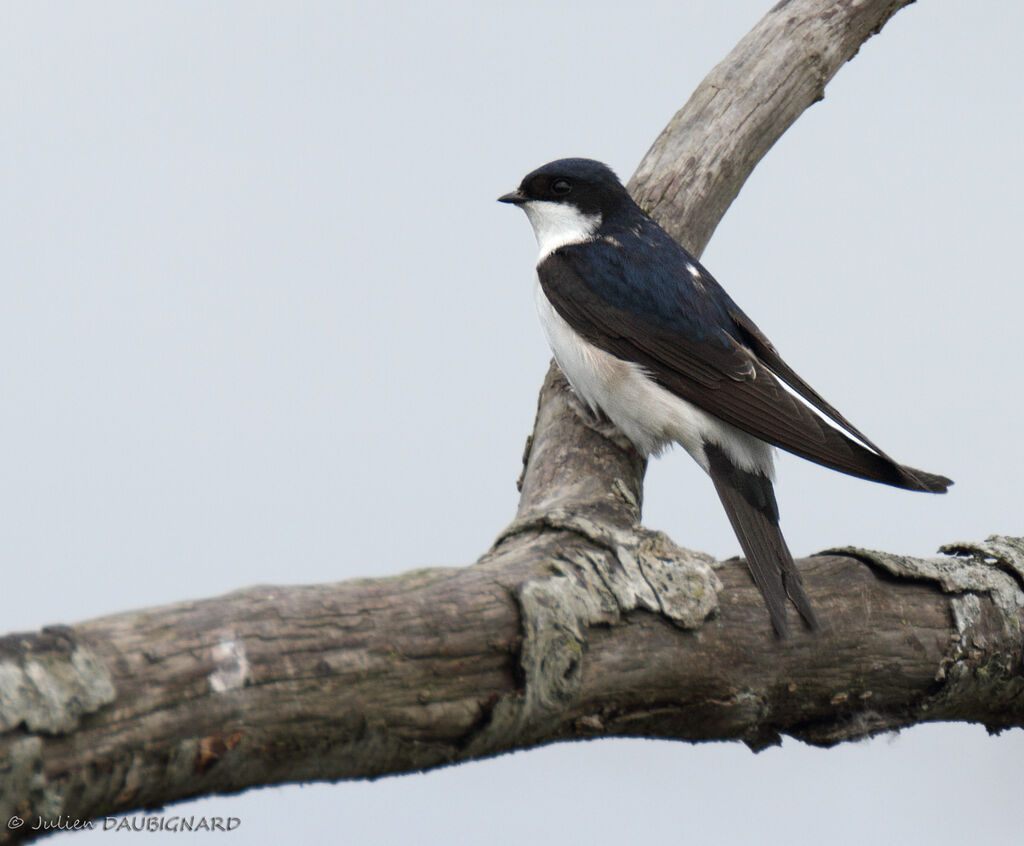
[[725, 305, 887, 459], [539, 242, 950, 492]]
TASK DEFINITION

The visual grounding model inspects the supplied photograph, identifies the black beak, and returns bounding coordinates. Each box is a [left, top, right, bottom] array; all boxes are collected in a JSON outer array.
[[497, 188, 528, 205]]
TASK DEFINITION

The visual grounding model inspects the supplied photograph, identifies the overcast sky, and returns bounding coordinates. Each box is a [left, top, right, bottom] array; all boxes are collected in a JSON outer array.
[[3, 1, 1022, 843]]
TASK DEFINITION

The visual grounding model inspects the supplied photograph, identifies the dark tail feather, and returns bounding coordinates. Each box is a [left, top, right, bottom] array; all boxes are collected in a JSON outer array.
[[706, 443, 819, 637]]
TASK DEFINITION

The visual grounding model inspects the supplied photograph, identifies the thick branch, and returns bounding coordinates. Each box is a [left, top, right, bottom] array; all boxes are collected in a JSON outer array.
[[2, 535, 1022, 840]]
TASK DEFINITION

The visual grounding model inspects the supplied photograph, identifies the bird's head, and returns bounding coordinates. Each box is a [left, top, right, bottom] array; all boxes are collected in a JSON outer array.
[[499, 158, 633, 258]]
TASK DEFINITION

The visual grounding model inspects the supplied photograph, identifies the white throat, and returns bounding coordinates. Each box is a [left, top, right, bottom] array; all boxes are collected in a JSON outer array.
[[521, 200, 602, 260]]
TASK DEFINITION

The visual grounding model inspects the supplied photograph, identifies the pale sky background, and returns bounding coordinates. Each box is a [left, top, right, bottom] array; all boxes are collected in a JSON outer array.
[[2, 1, 1022, 844]]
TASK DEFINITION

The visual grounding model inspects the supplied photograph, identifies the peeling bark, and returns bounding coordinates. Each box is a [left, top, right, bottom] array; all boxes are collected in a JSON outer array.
[[2, 532, 1022, 840], [3, 1, 1017, 842]]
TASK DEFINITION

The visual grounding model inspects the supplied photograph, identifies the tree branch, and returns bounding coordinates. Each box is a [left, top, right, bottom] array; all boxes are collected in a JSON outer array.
[[5, 0, 1017, 841]]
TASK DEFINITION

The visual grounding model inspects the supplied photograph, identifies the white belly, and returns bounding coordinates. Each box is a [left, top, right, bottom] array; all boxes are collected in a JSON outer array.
[[534, 281, 773, 478]]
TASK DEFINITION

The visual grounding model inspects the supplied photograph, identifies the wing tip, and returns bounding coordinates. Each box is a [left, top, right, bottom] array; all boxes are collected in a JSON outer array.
[[897, 465, 953, 494]]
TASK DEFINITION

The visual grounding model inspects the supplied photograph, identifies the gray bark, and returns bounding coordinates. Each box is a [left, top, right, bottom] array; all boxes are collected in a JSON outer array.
[[4, 1, 1020, 841]]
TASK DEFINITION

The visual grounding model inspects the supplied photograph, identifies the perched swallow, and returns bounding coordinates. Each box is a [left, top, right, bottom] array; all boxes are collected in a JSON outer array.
[[500, 157, 951, 636]]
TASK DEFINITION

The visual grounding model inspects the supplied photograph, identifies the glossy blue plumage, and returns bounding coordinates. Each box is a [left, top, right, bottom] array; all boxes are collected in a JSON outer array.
[[560, 214, 740, 345]]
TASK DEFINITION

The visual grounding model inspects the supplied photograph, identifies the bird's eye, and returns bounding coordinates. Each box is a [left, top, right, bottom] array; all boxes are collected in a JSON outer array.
[[551, 178, 572, 195]]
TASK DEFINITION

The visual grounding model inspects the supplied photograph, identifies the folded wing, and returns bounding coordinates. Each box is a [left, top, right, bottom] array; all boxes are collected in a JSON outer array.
[[539, 240, 951, 493]]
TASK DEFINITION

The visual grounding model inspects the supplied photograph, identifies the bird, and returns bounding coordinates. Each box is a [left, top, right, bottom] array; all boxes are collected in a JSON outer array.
[[499, 157, 951, 637]]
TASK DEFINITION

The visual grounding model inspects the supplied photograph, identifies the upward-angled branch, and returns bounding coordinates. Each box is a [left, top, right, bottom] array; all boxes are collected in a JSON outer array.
[[3, 1, 1020, 841], [629, 0, 910, 254]]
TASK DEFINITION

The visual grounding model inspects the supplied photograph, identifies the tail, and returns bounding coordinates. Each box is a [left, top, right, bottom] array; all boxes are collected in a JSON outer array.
[[705, 443, 818, 637]]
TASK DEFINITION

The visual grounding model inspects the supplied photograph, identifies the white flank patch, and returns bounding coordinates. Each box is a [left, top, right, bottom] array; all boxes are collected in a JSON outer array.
[[772, 367, 880, 455], [534, 282, 773, 477], [686, 262, 706, 292], [521, 200, 602, 260], [209, 637, 250, 693]]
